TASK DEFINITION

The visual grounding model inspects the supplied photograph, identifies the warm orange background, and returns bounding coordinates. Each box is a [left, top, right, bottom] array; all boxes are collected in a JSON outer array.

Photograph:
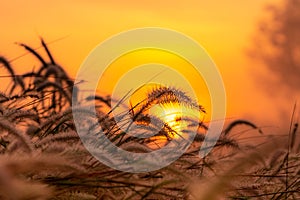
[[2, 0, 293, 130]]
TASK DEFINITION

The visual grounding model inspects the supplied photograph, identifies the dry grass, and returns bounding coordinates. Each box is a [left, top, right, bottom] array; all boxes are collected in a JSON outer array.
[[0, 39, 299, 199]]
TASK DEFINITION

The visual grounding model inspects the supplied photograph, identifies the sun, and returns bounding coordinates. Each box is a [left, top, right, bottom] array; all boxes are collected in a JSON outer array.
[[128, 83, 204, 148], [149, 103, 185, 136], [163, 107, 181, 131]]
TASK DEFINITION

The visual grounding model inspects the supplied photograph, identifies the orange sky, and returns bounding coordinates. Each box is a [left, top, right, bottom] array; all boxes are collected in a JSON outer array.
[[2, 0, 289, 129]]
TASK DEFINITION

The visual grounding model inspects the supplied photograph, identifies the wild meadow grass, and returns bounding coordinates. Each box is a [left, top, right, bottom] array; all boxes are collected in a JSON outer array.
[[0, 39, 299, 199]]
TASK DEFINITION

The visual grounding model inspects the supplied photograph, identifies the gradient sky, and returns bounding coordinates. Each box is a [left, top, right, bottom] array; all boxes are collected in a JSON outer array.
[[2, 0, 290, 129]]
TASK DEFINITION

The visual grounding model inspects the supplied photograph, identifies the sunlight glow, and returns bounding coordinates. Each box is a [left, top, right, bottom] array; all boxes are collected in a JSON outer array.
[[129, 84, 203, 148], [150, 102, 196, 139]]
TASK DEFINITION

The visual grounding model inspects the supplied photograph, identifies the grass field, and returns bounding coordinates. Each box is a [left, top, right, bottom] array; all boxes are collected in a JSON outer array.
[[0, 39, 299, 199]]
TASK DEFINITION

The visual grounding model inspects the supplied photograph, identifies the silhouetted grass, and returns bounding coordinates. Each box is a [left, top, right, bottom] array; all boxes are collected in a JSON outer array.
[[0, 39, 299, 199]]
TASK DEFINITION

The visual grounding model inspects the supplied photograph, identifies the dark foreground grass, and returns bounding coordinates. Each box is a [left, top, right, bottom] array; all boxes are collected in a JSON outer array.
[[0, 39, 299, 199]]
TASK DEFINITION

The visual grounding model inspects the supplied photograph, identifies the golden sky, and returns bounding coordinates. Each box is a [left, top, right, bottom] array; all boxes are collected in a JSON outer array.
[[1, 0, 286, 127]]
